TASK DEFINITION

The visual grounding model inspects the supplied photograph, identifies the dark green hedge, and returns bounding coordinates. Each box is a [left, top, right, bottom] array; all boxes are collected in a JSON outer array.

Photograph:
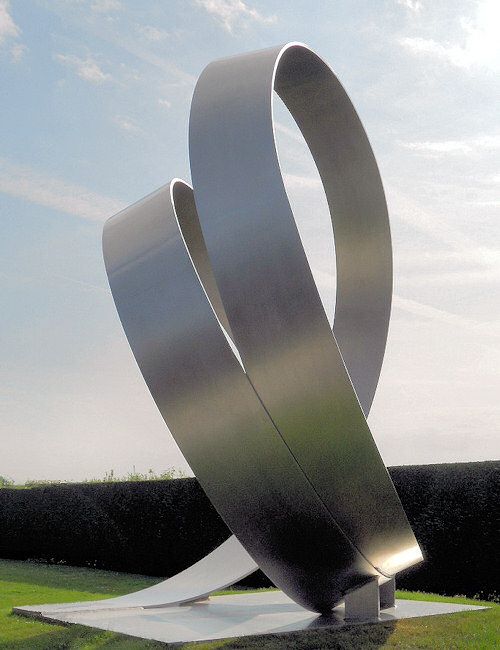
[[390, 461, 499, 600], [0, 461, 498, 600], [0, 478, 228, 578]]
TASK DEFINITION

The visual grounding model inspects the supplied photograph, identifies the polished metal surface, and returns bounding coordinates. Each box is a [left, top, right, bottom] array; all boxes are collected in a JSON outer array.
[[103, 181, 380, 614], [100, 42, 422, 614]]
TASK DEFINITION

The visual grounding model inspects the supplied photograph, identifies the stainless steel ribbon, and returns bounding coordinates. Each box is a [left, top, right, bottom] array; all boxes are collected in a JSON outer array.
[[102, 43, 422, 614]]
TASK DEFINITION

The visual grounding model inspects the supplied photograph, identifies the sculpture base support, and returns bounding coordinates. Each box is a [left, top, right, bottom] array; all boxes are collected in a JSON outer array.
[[380, 576, 396, 609], [344, 576, 396, 621], [15, 590, 487, 646], [345, 577, 380, 620]]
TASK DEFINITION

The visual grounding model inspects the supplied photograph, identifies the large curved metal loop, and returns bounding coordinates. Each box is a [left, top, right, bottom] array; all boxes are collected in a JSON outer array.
[[102, 43, 422, 614], [104, 180, 380, 614], [189, 42, 421, 576]]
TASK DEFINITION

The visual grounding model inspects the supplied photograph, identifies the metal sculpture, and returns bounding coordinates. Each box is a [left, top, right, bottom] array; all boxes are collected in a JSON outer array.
[[102, 42, 422, 615]]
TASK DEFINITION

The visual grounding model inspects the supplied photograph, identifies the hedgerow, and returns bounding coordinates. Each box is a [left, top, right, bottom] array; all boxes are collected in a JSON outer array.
[[0, 461, 497, 600]]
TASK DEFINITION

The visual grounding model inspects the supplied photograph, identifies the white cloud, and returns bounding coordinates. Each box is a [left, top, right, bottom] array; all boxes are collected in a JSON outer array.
[[113, 114, 142, 133], [283, 173, 321, 190], [90, 0, 122, 13], [399, 36, 474, 68], [471, 200, 500, 207], [399, 0, 500, 71], [158, 98, 172, 109], [396, 0, 422, 13], [44, 2, 195, 88], [10, 41, 26, 61], [0, 0, 19, 44], [275, 120, 303, 144], [195, 0, 276, 33], [398, 265, 500, 288], [387, 185, 479, 251], [400, 134, 500, 156], [402, 139, 472, 154], [393, 295, 499, 345], [0, 158, 125, 221], [386, 185, 500, 294], [0, 0, 24, 61], [55, 53, 111, 83], [138, 24, 168, 42]]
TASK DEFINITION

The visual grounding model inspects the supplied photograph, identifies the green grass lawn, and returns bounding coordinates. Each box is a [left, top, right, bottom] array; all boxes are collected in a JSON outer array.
[[0, 559, 497, 649]]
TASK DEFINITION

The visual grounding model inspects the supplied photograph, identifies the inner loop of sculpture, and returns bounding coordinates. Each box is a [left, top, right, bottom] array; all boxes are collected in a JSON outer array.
[[102, 42, 422, 615]]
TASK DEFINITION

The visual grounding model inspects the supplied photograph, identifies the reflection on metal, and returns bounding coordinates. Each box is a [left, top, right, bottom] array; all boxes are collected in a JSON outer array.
[[101, 42, 422, 614]]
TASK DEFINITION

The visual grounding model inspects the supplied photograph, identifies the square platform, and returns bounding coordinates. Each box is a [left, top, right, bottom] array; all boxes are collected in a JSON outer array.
[[15, 590, 488, 645]]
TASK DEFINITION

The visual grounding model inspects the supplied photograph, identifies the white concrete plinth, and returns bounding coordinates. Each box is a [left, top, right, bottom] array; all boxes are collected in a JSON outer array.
[[14, 591, 487, 646]]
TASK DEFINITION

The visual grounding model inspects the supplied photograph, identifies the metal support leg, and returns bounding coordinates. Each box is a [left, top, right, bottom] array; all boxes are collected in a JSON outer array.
[[379, 577, 396, 610], [344, 577, 380, 621]]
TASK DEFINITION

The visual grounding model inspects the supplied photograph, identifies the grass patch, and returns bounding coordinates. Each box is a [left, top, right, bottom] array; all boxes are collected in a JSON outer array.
[[0, 559, 497, 649]]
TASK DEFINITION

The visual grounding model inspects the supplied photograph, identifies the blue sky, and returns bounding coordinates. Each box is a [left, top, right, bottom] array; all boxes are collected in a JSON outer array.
[[1, 0, 499, 481]]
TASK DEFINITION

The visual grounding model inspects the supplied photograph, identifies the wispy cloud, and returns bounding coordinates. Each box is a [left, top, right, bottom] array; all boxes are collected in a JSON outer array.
[[400, 134, 500, 156], [387, 186, 500, 289], [398, 265, 500, 288], [396, 0, 422, 13], [89, 24, 194, 87], [10, 42, 26, 61], [55, 53, 111, 83], [275, 121, 303, 144], [0, 0, 26, 61], [113, 114, 143, 133], [0, 158, 125, 221], [0, 269, 106, 294], [393, 295, 500, 348], [158, 98, 172, 109], [90, 0, 122, 13], [137, 24, 169, 42], [194, 0, 276, 33], [0, 0, 19, 44], [399, 0, 500, 71], [283, 173, 321, 190], [43, 2, 195, 89], [387, 185, 482, 252], [471, 200, 500, 207]]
